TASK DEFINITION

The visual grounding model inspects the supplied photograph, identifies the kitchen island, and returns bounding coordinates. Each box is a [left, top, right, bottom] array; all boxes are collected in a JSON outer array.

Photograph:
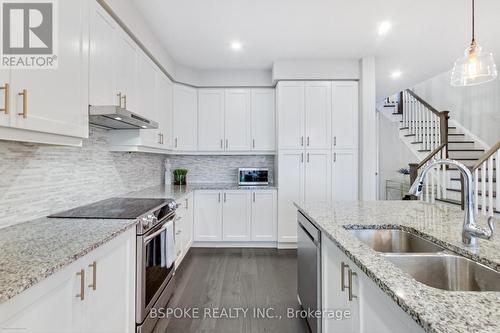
[[296, 201, 500, 333]]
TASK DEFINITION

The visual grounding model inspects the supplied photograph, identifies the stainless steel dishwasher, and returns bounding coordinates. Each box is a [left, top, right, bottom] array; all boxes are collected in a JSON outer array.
[[297, 211, 321, 333]]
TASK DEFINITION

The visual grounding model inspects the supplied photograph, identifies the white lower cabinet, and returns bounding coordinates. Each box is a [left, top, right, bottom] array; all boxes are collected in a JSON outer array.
[[251, 190, 278, 241], [0, 228, 136, 333], [194, 189, 277, 244], [174, 193, 194, 267], [322, 234, 424, 333]]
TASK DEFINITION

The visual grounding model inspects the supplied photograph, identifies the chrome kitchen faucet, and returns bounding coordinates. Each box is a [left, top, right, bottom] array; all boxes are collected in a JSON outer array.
[[409, 159, 495, 246]]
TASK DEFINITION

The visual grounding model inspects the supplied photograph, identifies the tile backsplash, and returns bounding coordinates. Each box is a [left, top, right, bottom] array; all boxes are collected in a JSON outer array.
[[0, 127, 275, 227], [0, 127, 165, 227], [166, 155, 275, 184]]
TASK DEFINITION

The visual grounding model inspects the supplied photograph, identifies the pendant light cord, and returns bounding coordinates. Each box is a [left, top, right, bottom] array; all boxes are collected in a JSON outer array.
[[472, 0, 475, 42]]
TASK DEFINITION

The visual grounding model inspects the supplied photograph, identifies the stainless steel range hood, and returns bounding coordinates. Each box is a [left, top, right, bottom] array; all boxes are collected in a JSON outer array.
[[89, 105, 158, 130]]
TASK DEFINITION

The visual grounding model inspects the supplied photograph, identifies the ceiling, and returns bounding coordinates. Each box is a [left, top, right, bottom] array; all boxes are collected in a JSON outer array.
[[134, 0, 500, 99]]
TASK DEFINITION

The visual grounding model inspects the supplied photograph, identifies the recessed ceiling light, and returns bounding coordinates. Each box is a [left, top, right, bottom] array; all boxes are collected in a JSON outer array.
[[141, 125, 147, 128], [114, 117, 122, 121], [378, 21, 392, 36], [391, 70, 402, 79], [230, 41, 242, 51]]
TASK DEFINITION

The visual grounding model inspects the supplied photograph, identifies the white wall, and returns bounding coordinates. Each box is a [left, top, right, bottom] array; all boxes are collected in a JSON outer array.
[[272, 59, 360, 83], [377, 110, 416, 200], [412, 71, 500, 147], [359, 57, 377, 200]]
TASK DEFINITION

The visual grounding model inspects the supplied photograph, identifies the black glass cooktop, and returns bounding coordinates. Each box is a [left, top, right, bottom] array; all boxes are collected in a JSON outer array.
[[48, 197, 169, 219]]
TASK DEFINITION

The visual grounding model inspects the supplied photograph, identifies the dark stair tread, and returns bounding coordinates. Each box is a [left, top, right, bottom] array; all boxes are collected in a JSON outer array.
[[392, 112, 402, 115], [451, 177, 496, 182], [448, 149, 485, 152]]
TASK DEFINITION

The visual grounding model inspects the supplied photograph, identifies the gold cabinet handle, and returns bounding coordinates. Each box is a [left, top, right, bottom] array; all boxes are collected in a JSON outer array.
[[18, 89, 27, 118], [122, 94, 127, 109], [88, 261, 97, 291], [347, 268, 358, 301], [117, 92, 122, 107], [76, 269, 85, 300], [0, 83, 9, 114]]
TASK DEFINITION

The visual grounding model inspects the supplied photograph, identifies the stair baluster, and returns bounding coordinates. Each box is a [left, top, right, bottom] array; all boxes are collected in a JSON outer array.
[[470, 142, 500, 216]]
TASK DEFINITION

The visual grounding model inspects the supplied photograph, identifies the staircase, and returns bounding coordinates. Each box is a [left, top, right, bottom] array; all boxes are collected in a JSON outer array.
[[392, 89, 499, 216]]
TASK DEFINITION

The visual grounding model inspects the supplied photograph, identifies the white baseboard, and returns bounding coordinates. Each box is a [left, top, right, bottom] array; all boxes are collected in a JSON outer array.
[[191, 241, 278, 248]]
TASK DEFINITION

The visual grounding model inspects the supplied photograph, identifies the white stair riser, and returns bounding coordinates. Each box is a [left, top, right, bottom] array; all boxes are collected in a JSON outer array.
[[448, 142, 476, 150]]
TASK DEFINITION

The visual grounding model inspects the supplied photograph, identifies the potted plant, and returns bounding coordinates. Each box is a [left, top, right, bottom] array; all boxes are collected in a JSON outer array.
[[173, 169, 188, 185]]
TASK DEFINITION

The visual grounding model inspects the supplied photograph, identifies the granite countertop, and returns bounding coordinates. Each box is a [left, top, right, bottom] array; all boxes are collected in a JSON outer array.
[[0, 217, 137, 305], [295, 201, 500, 333], [124, 183, 277, 201]]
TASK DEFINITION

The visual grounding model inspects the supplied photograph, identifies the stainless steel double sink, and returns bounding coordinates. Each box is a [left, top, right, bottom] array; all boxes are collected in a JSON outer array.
[[346, 228, 500, 292]]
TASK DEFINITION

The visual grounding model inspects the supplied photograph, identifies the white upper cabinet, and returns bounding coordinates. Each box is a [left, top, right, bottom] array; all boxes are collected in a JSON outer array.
[[305, 81, 332, 149], [251, 89, 275, 151], [198, 89, 225, 151], [137, 55, 158, 122], [332, 150, 358, 201], [116, 33, 138, 112], [156, 73, 173, 149], [224, 89, 251, 151], [222, 191, 252, 241], [277, 81, 305, 150], [7, 0, 88, 140], [332, 82, 359, 150], [89, 3, 118, 107], [173, 84, 198, 151]]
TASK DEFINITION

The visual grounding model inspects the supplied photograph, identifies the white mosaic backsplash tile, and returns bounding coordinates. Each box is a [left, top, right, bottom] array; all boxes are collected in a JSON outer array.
[[0, 127, 275, 227], [0, 127, 165, 227], [166, 155, 274, 184]]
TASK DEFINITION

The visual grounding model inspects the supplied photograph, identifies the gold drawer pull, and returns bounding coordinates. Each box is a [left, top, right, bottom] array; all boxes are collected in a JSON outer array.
[[88, 261, 97, 291], [76, 269, 85, 301], [0, 83, 9, 114], [18, 89, 27, 118]]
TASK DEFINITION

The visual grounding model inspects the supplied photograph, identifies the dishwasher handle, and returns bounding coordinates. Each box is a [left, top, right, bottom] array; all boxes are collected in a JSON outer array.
[[298, 221, 320, 247]]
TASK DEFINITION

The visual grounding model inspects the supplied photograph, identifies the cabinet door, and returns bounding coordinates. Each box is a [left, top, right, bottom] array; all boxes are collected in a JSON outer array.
[[277, 81, 305, 150], [173, 84, 198, 151], [84, 229, 135, 333], [116, 33, 138, 113], [194, 191, 222, 241], [304, 150, 332, 204], [251, 89, 275, 151], [0, 70, 10, 127], [182, 193, 194, 251], [305, 82, 332, 149], [332, 150, 358, 201], [332, 82, 359, 150], [222, 191, 252, 241], [89, 2, 118, 107], [10, 0, 88, 138], [137, 54, 158, 122], [322, 234, 359, 333], [277, 150, 304, 243], [174, 215, 184, 265], [0, 266, 84, 333], [198, 89, 225, 151], [224, 89, 251, 151], [156, 73, 173, 149], [251, 190, 277, 241]]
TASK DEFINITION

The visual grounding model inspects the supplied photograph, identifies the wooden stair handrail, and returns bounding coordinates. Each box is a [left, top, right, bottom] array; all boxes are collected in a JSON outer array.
[[409, 143, 447, 184], [405, 89, 445, 117], [472, 141, 500, 171]]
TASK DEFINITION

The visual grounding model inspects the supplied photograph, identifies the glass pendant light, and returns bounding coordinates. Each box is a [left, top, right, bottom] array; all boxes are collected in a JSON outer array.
[[451, 0, 497, 86]]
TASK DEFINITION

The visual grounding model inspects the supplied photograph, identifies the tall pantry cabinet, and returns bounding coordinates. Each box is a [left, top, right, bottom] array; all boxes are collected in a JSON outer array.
[[277, 81, 359, 244]]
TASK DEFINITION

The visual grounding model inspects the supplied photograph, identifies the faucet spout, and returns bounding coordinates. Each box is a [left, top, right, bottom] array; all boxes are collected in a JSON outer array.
[[409, 159, 495, 246]]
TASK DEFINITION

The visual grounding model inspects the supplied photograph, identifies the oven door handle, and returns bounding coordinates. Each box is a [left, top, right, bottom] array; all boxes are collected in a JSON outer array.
[[144, 221, 172, 245]]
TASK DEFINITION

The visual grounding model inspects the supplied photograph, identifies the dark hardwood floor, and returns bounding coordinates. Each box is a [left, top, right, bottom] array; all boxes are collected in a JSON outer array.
[[153, 248, 310, 333]]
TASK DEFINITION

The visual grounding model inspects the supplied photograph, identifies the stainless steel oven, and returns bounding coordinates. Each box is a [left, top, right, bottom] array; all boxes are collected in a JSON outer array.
[[136, 203, 178, 333]]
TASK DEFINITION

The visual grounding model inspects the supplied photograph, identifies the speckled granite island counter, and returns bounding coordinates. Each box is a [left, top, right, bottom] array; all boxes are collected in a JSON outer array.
[[0, 217, 137, 304], [295, 201, 500, 333]]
